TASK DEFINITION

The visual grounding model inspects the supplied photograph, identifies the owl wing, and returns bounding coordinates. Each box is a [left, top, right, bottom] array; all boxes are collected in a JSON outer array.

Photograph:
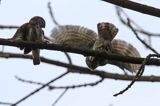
[[11, 23, 29, 50], [110, 39, 141, 73]]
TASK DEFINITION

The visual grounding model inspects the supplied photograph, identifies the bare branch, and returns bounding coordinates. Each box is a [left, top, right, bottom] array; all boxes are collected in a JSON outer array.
[[116, 7, 159, 54], [114, 54, 159, 96], [127, 18, 159, 54], [0, 39, 160, 65], [49, 78, 104, 90], [1, 52, 160, 82], [15, 76, 104, 90], [15, 76, 103, 106], [48, 1, 73, 74], [0, 101, 13, 105], [135, 29, 160, 37], [12, 71, 69, 106], [0, 25, 19, 29], [47, 1, 72, 74], [116, 7, 160, 37], [102, 0, 160, 18], [47, 1, 60, 26], [52, 89, 68, 106]]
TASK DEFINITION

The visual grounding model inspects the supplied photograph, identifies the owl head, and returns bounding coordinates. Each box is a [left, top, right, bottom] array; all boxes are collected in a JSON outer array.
[[29, 16, 45, 28], [97, 22, 118, 41]]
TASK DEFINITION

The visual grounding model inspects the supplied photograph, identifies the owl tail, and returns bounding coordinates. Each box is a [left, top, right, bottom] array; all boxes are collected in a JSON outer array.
[[32, 49, 40, 65]]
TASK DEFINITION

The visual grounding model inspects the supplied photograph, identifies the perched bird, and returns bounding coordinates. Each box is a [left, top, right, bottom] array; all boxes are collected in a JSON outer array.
[[51, 23, 140, 73], [86, 22, 118, 70], [11, 16, 46, 65]]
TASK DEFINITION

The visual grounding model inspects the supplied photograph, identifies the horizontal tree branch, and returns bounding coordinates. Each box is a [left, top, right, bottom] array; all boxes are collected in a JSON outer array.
[[0, 25, 19, 29], [0, 38, 160, 65], [1, 52, 160, 82], [15, 76, 104, 90], [102, 0, 160, 18]]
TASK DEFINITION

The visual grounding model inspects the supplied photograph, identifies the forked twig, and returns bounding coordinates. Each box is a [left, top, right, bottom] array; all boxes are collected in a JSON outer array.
[[116, 7, 159, 54], [15, 76, 104, 90], [127, 18, 159, 54], [12, 71, 69, 106]]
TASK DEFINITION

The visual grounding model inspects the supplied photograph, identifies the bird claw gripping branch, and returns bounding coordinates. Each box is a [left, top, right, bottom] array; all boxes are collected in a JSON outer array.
[[11, 16, 46, 65], [51, 22, 141, 73]]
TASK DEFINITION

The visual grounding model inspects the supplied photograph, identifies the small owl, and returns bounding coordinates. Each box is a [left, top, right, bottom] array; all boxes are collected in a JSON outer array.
[[11, 16, 46, 65], [86, 22, 118, 70]]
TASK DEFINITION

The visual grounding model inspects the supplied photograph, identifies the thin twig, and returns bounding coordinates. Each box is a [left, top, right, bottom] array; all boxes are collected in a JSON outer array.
[[47, 1, 72, 73], [116, 7, 159, 54], [12, 71, 69, 106], [48, 2, 72, 101], [114, 54, 160, 96], [15, 76, 104, 106], [49, 78, 104, 90], [48, 1, 60, 26], [116, 7, 160, 37], [15, 76, 104, 90], [127, 18, 159, 54], [52, 89, 68, 106]]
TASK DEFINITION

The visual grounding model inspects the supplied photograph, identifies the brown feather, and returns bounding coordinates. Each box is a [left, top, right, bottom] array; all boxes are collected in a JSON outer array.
[[111, 39, 141, 72]]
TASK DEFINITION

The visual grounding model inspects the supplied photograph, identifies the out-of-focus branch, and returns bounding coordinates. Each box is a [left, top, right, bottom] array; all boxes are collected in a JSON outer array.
[[15, 76, 104, 106], [1, 52, 160, 82], [127, 18, 159, 54], [47, 1, 72, 74], [0, 39, 160, 65], [116, 7, 160, 37], [102, 0, 160, 18], [52, 89, 68, 106], [12, 71, 69, 106], [15, 76, 104, 90], [0, 25, 19, 29], [114, 54, 158, 96], [135, 29, 160, 37], [0, 101, 13, 105], [48, 1, 59, 26], [116, 7, 159, 54]]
